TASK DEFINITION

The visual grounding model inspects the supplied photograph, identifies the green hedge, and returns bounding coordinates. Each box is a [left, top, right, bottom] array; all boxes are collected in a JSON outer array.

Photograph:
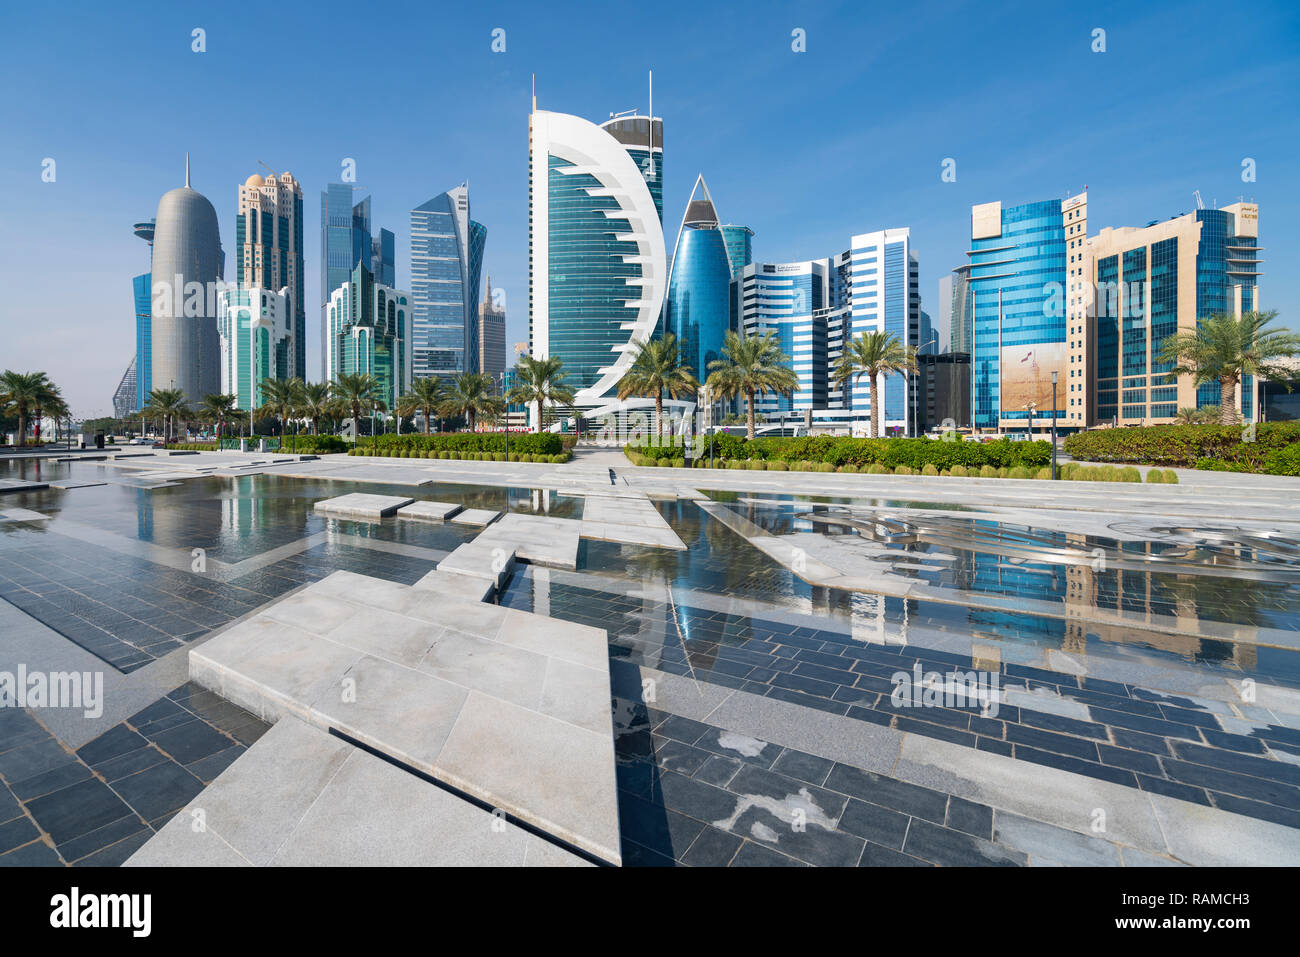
[[626, 436, 1050, 470], [361, 432, 562, 456], [1064, 423, 1300, 471], [351, 445, 570, 464]]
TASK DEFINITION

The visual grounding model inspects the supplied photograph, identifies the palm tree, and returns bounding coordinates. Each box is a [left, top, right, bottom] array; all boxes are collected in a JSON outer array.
[[704, 331, 799, 440], [401, 376, 446, 434], [198, 393, 238, 443], [330, 373, 385, 438], [506, 356, 575, 433], [1156, 310, 1300, 425], [255, 377, 300, 439], [617, 334, 700, 444], [439, 372, 503, 433], [1, 371, 56, 447], [832, 330, 919, 439], [143, 388, 190, 445], [295, 381, 333, 436]]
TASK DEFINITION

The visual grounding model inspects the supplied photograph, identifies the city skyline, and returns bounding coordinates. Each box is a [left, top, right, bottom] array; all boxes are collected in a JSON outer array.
[[3, 0, 1297, 415]]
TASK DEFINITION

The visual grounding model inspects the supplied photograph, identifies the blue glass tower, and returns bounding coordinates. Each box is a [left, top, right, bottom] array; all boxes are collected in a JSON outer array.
[[410, 184, 486, 379], [719, 224, 754, 279], [967, 198, 1069, 430], [321, 185, 393, 381], [665, 175, 732, 383]]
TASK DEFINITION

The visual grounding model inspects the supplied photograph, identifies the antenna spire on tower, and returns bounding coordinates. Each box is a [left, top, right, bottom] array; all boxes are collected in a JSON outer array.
[[185, 152, 191, 188]]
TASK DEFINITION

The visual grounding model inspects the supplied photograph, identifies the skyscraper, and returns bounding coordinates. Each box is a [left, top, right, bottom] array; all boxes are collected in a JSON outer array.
[[946, 264, 973, 354], [320, 184, 393, 381], [410, 184, 486, 380], [218, 286, 292, 411], [718, 224, 754, 279], [325, 262, 412, 409], [529, 89, 666, 412], [237, 170, 305, 378], [150, 156, 224, 403], [479, 274, 507, 382], [845, 228, 921, 434], [665, 174, 732, 383], [739, 260, 829, 417], [1076, 201, 1261, 427], [967, 195, 1082, 431], [132, 219, 154, 412], [112, 357, 138, 419]]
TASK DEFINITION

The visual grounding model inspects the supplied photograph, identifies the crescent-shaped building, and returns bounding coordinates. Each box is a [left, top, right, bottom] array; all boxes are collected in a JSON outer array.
[[528, 105, 666, 417]]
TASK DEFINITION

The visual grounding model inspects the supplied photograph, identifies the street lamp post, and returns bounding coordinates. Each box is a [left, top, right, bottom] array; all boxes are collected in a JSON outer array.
[[1051, 371, 1059, 480]]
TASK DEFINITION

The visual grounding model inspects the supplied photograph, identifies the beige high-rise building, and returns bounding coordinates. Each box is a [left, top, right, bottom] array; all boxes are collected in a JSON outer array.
[[478, 274, 507, 382], [1074, 201, 1261, 427], [237, 170, 305, 378]]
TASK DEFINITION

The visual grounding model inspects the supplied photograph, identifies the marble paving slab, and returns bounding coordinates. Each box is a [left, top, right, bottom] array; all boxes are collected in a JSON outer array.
[[450, 507, 501, 526], [313, 492, 415, 519], [189, 569, 620, 864], [125, 717, 590, 867], [394, 500, 464, 522]]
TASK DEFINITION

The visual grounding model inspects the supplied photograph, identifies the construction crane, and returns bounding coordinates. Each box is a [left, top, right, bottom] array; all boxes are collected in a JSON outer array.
[[1193, 190, 1205, 210]]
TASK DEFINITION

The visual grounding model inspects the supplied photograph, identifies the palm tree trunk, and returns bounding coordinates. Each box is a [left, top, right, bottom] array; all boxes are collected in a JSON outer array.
[[746, 389, 756, 440], [1219, 376, 1239, 425], [871, 371, 882, 439], [535, 400, 542, 434], [656, 392, 664, 445], [423, 406, 431, 435], [16, 410, 27, 447]]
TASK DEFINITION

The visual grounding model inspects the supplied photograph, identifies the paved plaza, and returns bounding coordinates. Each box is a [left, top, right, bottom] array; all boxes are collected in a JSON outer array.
[[1, 448, 1298, 866]]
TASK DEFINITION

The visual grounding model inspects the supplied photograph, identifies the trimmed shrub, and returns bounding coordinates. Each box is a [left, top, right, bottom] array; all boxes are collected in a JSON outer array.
[[816, 462, 836, 472], [1064, 422, 1300, 472], [979, 465, 997, 478], [840, 463, 858, 473], [921, 464, 939, 476], [768, 460, 788, 471], [1008, 466, 1032, 480], [746, 460, 765, 470], [868, 463, 890, 475], [727, 460, 745, 470], [949, 464, 968, 477], [894, 465, 914, 475], [1263, 442, 1300, 476], [671, 458, 685, 469], [1036, 467, 1052, 480]]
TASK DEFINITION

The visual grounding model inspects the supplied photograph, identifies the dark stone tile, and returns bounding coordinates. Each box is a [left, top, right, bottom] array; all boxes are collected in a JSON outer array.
[[620, 838, 677, 867], [1006, 723, 1100, 762], [1091, 706, 1200, 742], [1018, 708, 1109, 740], [93, 745, 169, 783], [1162, 759, 1300, 810], [903, 818, 1026, 867], [770, 749, 834, 787], [1157, 704, 1219, 729], [694, 728, 781, 768], [681, 825, 744, 867], [824, 764, 949, 824], [1004, 664, 1076, 689], [73, 829, 153, 867], [1013, 746, 1137, 788], [1199, 729, 1267, 755], [146, 720, 234, 765], [55, 813, 147, 863], [727, 764, 848, 821], [0, 738, 74, 782], [9, 761, 92, 801], [730, 840, 807, 866], [76, 724, 148, 766], [893, 716, 977, 748], [845, 704, 893, 727], [184, 745, 245, 783], [650, 737, 710, 776], [0, 815, 40, 853], [1112, 727, 1172, 756], [976, 736, 1014, 757], [1168, 741, 1300, 787], [111, 761, 206, 822], [1098, 744, 1163, 777], [1210, 791, 1300, 830], [617, 792, 704, 859], [946, 796, 994, 840], [1134, 773, 1211, 806], [657, 770, 740, 823], [729, 804, 865, 866], [25, 777, 135, 845], [838, 799, 910, 850], [693, 755, 742, 788], [859, 840, 931, 866], [0, 839, 62, 866]]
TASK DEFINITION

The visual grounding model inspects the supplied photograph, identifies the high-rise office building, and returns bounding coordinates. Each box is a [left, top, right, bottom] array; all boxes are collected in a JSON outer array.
[[150, 156, 224, 403], [478, 274, 507, 382], [665, 174, 732, 384], [1074, 201, 1261, 427], [967, 194, 1082, 431], [844, 228, 921, 434], [719, 223, 754, 279], [237, 171, 305, 378], [947, 264, 973, 354], [325, 262, 412, 409], [321, 184, 394, 381], [112, 357, 138, 419], [410, 185, 486, 380], [528, 94, 666, 411], [739, 260, 830, 417], [217, 286, 292, 411], [132, 219, 154, 412]]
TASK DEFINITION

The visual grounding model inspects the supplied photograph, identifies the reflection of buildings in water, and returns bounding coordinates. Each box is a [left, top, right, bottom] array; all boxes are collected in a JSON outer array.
[[849, 591, 907, 648], [531, 566, 551, 618], [530, 487, 551, 514], [1063, 534, 1258, 669]]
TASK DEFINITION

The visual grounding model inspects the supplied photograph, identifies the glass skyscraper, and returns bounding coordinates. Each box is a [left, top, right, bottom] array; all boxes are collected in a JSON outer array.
[[529, 102, 666, 410], [325, 262, 412, 408], [410, 184, 485, 380], [967, 196, 1078, 430], [719, 224, 754, 279], [132, 219, 154, 412], [665, 175, 732, 383], [739, 260, 828, 416], [320, 185, 393, 381], [237, 172, 304, 378]]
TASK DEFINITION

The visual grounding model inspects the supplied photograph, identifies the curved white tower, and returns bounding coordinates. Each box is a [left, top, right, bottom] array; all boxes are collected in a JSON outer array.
[[528, 108, 666, 408]]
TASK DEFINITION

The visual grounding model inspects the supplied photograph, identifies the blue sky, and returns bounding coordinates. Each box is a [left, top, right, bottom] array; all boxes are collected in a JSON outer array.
[[2, 0, 1297, 416]]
